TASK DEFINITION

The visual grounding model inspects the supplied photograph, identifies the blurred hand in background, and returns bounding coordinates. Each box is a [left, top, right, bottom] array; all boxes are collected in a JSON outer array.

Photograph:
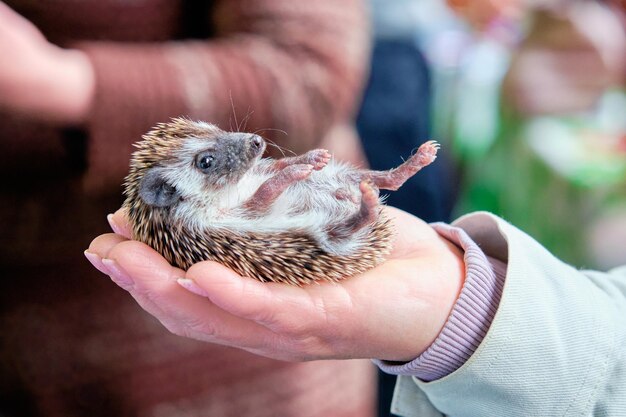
[[0, 2, 94, 124], [502, 1, 626, 116], [447, 0, 523, 29]]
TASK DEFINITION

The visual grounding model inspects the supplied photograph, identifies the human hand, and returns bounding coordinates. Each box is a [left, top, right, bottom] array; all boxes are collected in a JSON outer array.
[[447, 0, 523, 29], [85, 207, 465, 362], [0, 1, 94, 124], [502, 3, 626, 116]]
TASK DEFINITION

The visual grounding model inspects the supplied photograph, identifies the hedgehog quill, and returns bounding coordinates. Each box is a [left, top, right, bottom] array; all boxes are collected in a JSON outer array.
[[123, 118, 438, 285]]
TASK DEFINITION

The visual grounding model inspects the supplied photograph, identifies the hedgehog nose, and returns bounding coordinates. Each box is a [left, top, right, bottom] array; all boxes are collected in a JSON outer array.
[[250, 135, 263, 150]]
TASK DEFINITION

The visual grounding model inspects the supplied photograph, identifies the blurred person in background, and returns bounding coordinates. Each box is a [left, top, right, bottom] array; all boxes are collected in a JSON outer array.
[[448, 0, 626, 268], [0, 1, 376, 416], [502, 1, 626, 116], [448, 0, 626, 116]]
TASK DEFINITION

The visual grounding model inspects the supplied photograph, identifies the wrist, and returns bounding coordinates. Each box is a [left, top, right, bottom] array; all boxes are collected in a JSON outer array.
[[415, 235, 467, 353], [385, 233, 466, 362], [376, 224, 506, 380]]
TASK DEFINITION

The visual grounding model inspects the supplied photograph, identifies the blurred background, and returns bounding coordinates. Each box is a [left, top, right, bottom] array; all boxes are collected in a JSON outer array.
[[0, 0, 625, 416], [367, 0, 626, 413], [368, 0, 626, 272]]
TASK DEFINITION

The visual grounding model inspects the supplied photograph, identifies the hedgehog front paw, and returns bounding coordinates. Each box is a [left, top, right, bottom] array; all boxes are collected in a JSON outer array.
[[305, 149, 331, 170]]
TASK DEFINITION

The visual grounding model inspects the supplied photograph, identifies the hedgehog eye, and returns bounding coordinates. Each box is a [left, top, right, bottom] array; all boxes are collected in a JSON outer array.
[[195, 153, 215, 172]]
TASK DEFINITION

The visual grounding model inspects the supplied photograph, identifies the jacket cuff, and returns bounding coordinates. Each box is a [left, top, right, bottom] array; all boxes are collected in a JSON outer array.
[[374, 223, 506, 381]]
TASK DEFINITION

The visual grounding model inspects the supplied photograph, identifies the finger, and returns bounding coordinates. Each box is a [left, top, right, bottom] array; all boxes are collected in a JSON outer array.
[[87, 237, 174, 327], [87, 232, 128, 257], [85, 232, 127, 275], [108, 242, 283, 350], [87, 230, 290, 353], [107, 208, 132, 238], [187, 261, 336, 337]]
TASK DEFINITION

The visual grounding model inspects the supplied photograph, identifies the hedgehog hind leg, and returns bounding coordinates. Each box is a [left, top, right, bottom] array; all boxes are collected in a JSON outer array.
[[364, 140, 439, 191], [321, 180, 379, 254]]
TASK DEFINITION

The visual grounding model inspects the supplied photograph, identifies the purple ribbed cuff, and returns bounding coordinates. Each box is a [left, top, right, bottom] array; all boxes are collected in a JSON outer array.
[[374, 223, 507, 381]]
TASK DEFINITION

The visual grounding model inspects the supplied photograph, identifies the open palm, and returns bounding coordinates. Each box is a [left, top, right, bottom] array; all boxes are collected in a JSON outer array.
[[86, 206, 464, 362]]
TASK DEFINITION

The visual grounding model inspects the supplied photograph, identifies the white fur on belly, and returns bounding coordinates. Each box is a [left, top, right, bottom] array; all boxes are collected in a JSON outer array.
[[173, 160, 372, 255]]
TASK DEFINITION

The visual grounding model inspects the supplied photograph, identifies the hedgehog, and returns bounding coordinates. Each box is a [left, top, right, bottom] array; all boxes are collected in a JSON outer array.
[[123, 118, 438, 285]]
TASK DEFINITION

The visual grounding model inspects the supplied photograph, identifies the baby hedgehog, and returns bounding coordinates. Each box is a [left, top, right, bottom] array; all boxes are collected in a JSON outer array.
[[123, 118, 438, 285]]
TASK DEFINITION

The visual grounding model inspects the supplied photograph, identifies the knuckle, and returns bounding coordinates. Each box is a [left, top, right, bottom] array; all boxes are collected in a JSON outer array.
[[288, 335, 328, 361], [184, 316, 217, 338], [258, 311, 295, 333], [256, 309, 309, 338], [170, 326, 189, 338], [279, 321, 309, 338], [159, 318, 189, 338], [164, 320, 208, 341]]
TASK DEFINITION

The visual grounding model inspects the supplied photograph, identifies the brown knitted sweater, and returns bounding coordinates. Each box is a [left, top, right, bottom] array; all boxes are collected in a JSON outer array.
[[0, 1, 374, 416]]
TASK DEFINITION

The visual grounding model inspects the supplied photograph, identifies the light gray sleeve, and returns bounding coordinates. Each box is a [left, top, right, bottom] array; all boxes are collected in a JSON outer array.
[[392, 212, 626, 417]]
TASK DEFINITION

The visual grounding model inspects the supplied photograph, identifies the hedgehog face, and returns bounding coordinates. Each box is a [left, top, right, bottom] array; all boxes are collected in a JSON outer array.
[[137, 126, 266, 209]]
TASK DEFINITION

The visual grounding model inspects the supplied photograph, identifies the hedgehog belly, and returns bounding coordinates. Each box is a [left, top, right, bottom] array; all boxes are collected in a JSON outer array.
[[141, 214, 394, 286]]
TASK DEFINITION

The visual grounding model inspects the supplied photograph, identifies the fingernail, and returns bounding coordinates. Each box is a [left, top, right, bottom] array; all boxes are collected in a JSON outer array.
[[107, 213, 124, 236], [102, 258, 134, 290], [84, 250, 110, 275], [177, 278, 209, 298]]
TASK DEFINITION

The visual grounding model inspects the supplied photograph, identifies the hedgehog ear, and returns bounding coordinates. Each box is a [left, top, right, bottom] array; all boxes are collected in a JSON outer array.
[[138, 167, 180, 208]]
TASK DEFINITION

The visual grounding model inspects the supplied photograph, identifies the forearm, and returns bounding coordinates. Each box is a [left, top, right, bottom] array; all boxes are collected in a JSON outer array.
[[388, 213, 626, 416]]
